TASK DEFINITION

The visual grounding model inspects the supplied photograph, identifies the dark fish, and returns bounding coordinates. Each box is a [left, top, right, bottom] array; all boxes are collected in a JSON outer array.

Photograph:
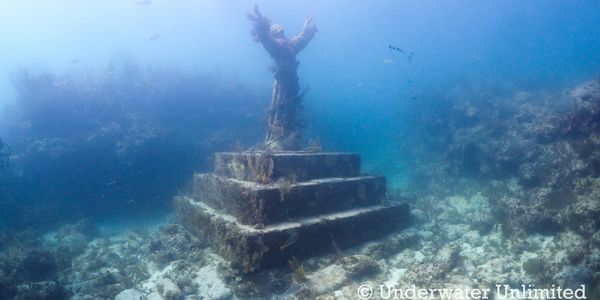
[[389, 45, 406, 54]]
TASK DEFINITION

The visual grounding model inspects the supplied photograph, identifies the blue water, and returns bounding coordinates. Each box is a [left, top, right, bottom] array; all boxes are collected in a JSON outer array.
[[2, 1, 600, 299], [1, 0, 600, 225]]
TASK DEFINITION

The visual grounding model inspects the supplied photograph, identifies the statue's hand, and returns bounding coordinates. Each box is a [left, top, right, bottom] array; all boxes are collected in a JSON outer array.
[[253, 5, 262, 18], [304, 15, 313, 26], [247, 4, 263, 21]]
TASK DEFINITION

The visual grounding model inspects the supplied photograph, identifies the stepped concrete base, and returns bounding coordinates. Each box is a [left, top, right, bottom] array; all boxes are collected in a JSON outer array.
[[192, 173, 386, 227], [214, 152, 360, 183], [175, 196, 410, 273]]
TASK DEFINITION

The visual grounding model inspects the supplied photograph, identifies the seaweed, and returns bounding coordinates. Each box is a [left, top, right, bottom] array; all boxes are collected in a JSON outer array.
[[277, 174, 296, 202], [330, 234, 343, 260], [287, 256, 308, 283]]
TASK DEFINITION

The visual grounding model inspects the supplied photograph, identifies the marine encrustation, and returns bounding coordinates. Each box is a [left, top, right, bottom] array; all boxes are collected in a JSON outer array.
[[248, 5, 317, 151]]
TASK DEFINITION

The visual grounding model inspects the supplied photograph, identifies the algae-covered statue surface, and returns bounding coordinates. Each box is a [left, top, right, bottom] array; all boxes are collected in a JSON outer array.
[[248, 5, 318, 151]]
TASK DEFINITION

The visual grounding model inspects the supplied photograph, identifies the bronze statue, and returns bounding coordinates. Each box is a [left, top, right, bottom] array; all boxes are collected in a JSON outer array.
[[248, 5, 317, 151]]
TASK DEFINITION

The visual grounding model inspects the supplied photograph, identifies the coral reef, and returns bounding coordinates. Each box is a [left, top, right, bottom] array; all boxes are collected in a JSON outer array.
[[395, 77, 600, 294], [65, 224, 207, 299], [0, 220, 96, 300], [0, 220, 221, 299], [405, 78, 600, 240], [1, 72, 599, 299]]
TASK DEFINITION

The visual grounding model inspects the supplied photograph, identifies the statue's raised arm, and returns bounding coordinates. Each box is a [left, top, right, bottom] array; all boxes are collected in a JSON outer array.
[[291, 15, 318, 54], [247, 5, 280, 59]]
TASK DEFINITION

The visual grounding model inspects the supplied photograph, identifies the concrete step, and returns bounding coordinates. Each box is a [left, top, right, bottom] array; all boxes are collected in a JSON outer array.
[[214, 152, 360, 183], [175, 196, 410, 273], [191, 174, 386, 227]]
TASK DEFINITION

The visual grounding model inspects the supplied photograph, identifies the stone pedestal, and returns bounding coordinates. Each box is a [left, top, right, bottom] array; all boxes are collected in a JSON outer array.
[[176, 151, 410, 273]]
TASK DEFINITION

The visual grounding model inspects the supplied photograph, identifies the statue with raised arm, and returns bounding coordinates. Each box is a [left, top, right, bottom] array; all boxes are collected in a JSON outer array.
[[248, 5, 318, 151]]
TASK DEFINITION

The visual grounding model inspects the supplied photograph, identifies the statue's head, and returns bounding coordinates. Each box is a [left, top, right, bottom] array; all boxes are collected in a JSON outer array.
[[270, 24, 285, 38]]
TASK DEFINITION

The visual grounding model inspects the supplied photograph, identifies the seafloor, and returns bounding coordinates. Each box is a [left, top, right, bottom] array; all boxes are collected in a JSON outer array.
[[1, 78, 599, 299]]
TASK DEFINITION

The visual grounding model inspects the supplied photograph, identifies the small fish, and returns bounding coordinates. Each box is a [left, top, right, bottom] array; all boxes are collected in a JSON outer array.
[[135, 0, 152, 5], [106, 180, 117, 186], [280, 232, 299, 250], [383, 59, 394, 64], [145, 33, 161, 41], [389, 45, 405, 54], [389, 45, 415, 63]]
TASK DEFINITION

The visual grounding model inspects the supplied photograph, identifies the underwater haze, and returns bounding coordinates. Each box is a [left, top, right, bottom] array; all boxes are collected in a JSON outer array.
[[1, 1, 600, 299], [3, 0, 599, 179]]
